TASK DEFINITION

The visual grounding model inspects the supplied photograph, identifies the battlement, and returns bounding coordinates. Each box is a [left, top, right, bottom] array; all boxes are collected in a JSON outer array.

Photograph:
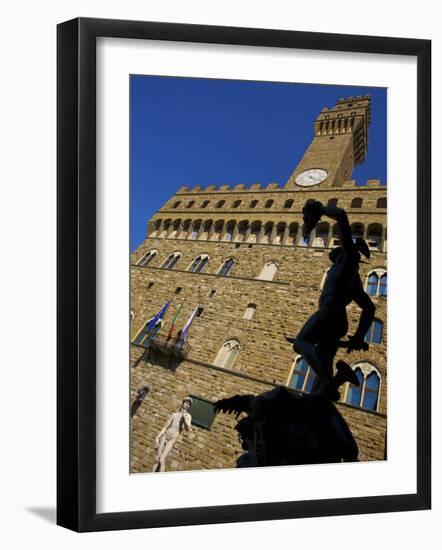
[[177, 182, 282, 194], [176, 179, 384, 196], [337, 95, 371, 105]]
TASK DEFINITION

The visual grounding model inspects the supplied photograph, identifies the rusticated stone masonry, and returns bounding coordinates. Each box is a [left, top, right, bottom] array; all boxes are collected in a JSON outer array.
[[130, 95, 387, 473]]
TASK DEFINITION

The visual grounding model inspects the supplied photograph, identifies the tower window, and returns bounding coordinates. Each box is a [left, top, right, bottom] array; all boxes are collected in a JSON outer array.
[[327, 198, 338, 207], [284, 199, 294, 208], [250, 200, 259, 208], [200, 200, 210, 208], [214, 339, 241, 369], [137, 249, 157, 266], [161, 252, 182, 270], [172, 201, 181, 208], [216, 200, 225, 208], [147, 282, 154, 289], [186, 200, 195, 208], [175, 287, 182, 295], [264, 199, 274, 208], [209, 289, 216, 298], [243, 303, 257, 320], [351, 197, 363, 208], [218, 258, 235, 277], [377, 197, 387, 208], [232, 200, 242, 208], [187, 254, 209, 273]]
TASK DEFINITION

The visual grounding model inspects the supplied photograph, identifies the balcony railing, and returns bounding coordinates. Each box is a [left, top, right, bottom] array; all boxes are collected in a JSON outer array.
[[146, 334, 191, 359]]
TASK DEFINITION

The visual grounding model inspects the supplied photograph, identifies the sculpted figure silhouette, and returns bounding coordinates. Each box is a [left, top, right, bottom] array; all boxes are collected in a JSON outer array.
[[287, 200, 375, 400], [215, 372, 359, 467]]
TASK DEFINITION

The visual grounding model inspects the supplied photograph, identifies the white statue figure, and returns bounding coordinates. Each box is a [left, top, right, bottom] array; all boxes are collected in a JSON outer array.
[[152, 397, 193, 472]]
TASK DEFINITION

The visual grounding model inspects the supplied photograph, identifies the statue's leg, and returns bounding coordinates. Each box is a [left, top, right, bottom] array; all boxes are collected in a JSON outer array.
[[152, 436, 167, 472], [292, 309, 333, 385], [159, 438, 176, 472], [313, 342, 340, 400]]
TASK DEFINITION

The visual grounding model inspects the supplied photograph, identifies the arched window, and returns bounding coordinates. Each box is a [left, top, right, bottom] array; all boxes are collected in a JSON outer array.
[[243, 303, 257, 320], [379, 273, 387, 296], [264, 199, 274, 208], [257, 261, 278, 281], [346, 368, 364, 406], [186, 200, 195, 208], [351, 197, 363, 208], [365, 319, 383, 344], [377, 197, 387, 208], [250, 200, 259, 208], [214, 339, 241, 368], [137, 249, 157, 266], [284, 199, 294, 208], [218, 258, 235, 277], [172, 201, 181, 208], [187, 254, 209, 273], [366, 269, 387, 296], [362, 371, 381, 410], [366, 272, 379, 295], [288, 357, 319, 393], [200, 200, 210, 208], [232, 200, 242, 208], [327, 198, 338, 207], [161, 252, 181, 270], [216, 200, 225, 208], [345, 363, 381, 411]]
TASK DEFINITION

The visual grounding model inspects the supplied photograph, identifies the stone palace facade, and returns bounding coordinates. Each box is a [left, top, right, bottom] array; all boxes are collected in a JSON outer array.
[[130, 95, 387, 473]]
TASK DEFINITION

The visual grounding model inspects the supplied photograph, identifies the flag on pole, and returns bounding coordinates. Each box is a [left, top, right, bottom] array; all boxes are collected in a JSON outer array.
[[177, 305, 199, 348], [145, 301, 171, 333], [167, 301, 184, 340]]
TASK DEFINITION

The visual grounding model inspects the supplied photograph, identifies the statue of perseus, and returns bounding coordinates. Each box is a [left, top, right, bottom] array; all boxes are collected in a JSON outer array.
[[152, 397, 193, 472], [287, 200, 375, 400]]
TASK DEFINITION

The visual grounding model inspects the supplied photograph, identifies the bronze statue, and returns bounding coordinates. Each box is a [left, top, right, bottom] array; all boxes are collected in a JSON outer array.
[[287, 200, 375, 400], [215, 365, 359, 467]]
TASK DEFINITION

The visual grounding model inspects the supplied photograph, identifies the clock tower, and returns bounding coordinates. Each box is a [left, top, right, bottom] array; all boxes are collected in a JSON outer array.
[[286, 95, 371, 189]]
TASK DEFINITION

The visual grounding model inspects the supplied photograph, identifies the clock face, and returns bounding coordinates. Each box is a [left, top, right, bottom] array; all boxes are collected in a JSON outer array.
[[295, 168, 328, 187]]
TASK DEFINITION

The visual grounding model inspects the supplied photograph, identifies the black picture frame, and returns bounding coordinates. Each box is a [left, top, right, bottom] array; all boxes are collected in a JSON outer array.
[[57, 17, 431, 532]]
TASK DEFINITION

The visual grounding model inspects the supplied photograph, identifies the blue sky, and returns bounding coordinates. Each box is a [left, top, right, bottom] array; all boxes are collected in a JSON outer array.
[[130, 76, 387, 251]]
